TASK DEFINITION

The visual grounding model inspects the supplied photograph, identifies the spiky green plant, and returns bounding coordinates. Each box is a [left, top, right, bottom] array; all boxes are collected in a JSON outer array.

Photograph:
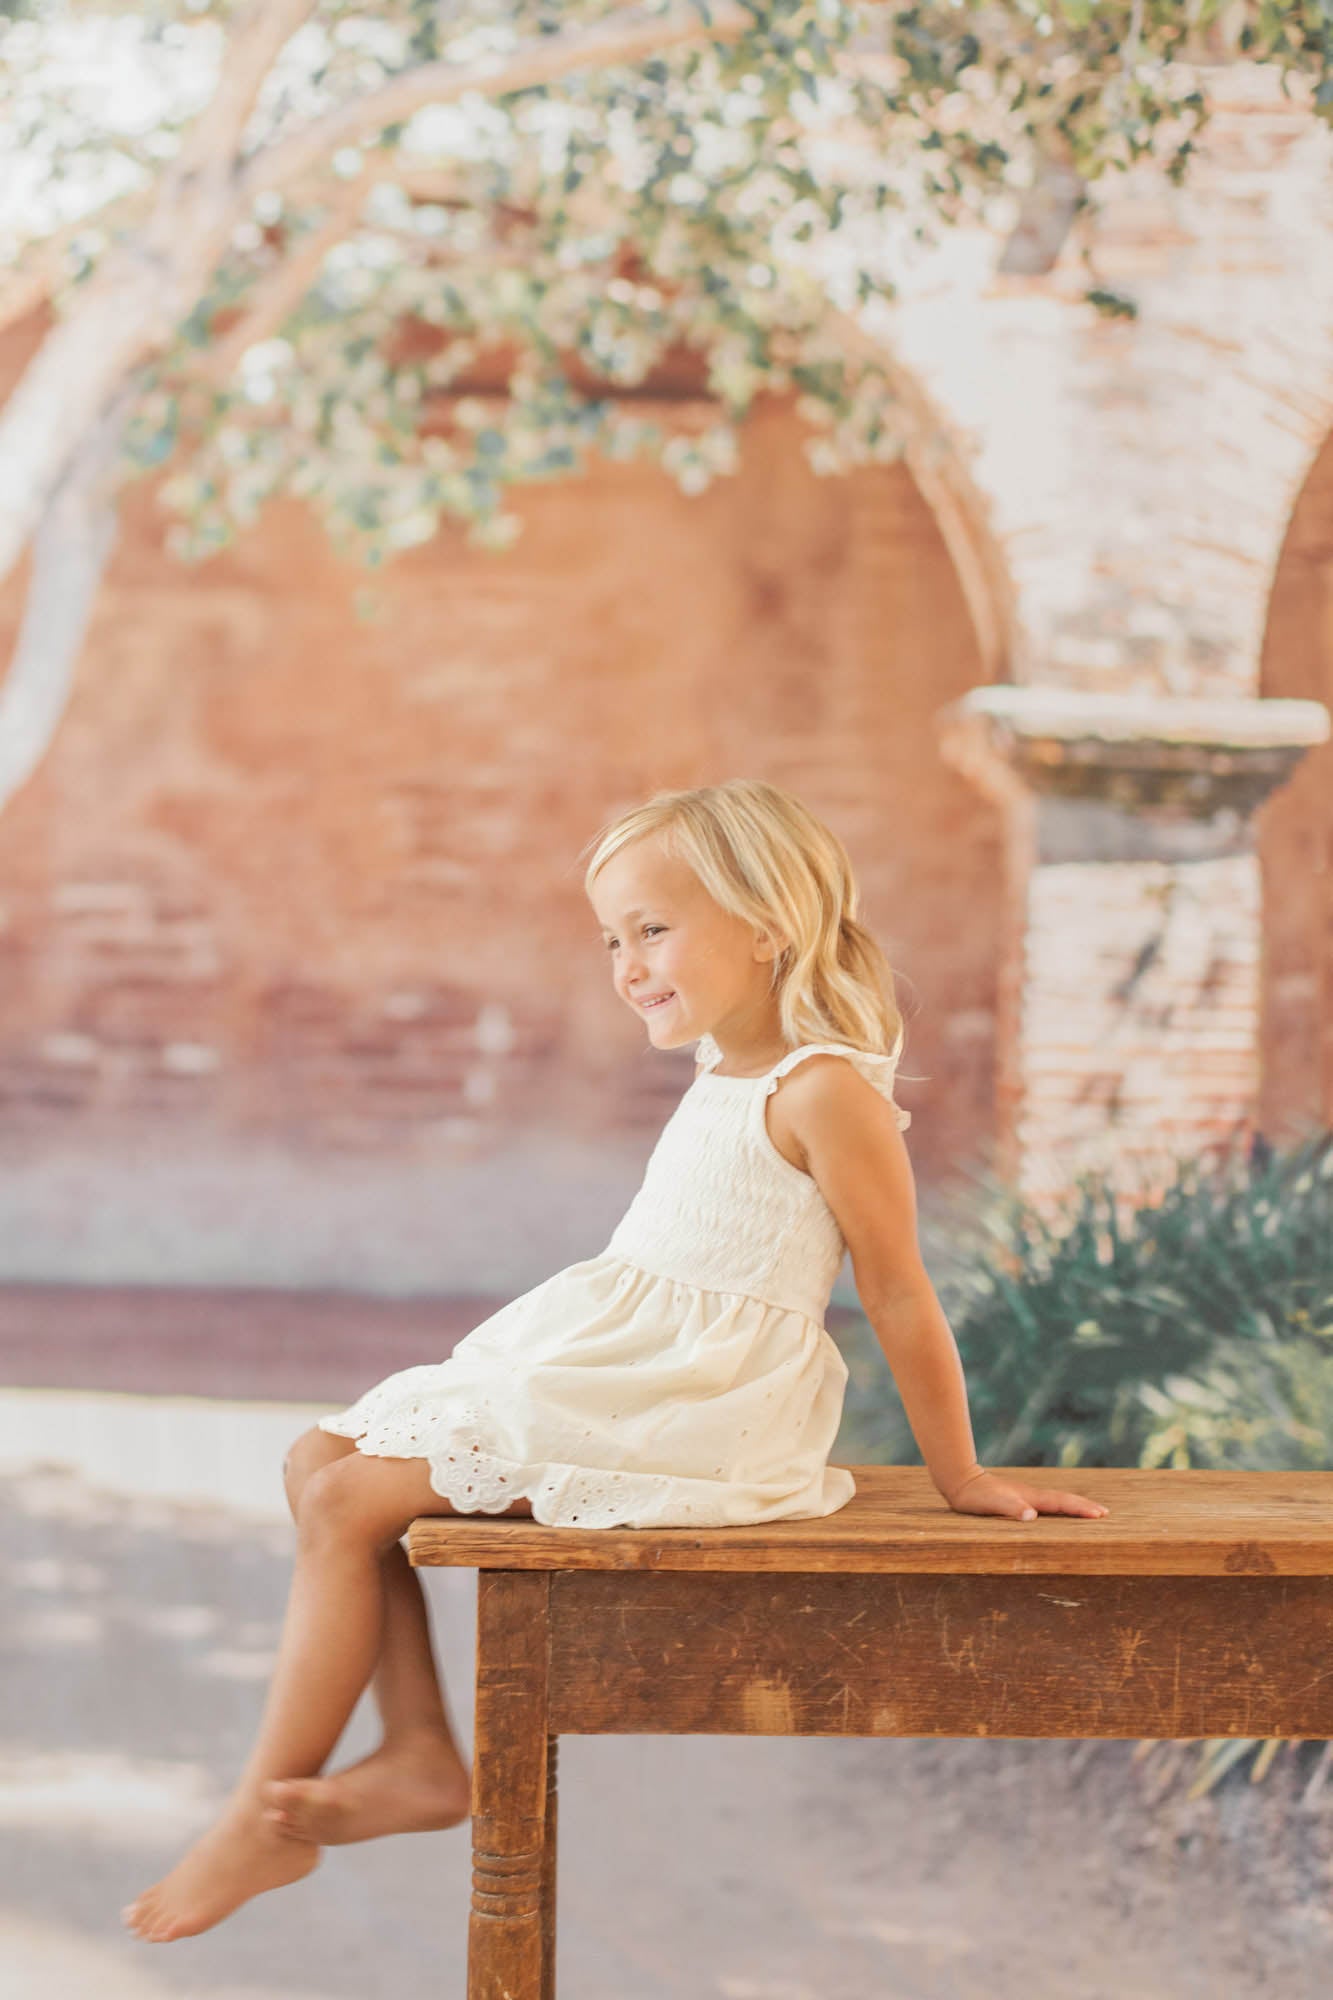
[[837, 1126, 1333, 1473], [832, 1125, 1333, 1797]]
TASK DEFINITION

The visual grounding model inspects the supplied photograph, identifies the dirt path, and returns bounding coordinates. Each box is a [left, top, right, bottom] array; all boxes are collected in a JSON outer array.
[[2, 1461, 1329, 1999]]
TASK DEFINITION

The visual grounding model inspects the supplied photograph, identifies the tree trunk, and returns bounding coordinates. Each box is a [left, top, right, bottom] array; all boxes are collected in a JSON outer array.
[[0, 1, 747, 591], [0, 388, 131, 813], [0, 3, 749, 806], [997, 158, 1086, 276], [0, 0, 318, 587]]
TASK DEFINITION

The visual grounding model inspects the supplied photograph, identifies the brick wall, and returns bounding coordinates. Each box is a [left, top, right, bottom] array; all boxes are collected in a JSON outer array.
[[0, 368, 1000, 1292], [1017, 854, 1261, 1203]]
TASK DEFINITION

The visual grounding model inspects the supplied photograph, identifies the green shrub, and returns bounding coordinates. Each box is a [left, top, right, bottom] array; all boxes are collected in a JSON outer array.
[[835, 1127, 1333, 1474], [832, 1126, 1333, 1800]]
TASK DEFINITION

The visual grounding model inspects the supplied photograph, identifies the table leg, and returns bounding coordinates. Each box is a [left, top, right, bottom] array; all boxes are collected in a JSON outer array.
[[541, 1733, 557, 2000], [468, 1570, 557, 2000]]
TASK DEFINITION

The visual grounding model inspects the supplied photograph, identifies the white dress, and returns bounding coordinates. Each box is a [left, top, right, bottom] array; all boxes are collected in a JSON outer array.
[[318, 1035, 911, 1529]]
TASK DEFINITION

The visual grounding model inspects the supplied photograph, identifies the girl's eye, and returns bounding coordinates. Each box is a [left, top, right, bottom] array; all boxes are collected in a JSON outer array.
[[604, 925, 665, 951]]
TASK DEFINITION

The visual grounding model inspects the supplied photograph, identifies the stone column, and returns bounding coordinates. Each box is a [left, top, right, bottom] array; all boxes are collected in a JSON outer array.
[[936, 688, 1330, 1203]]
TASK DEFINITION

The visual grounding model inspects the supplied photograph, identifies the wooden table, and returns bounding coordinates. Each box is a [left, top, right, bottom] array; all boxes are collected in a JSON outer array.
[[408, 1465, 1333, 2000]]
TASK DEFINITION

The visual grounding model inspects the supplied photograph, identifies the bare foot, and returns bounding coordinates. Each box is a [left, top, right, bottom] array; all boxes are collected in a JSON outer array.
[[260, 1735, 472, 1845], [121, 1801, 319, 1942]]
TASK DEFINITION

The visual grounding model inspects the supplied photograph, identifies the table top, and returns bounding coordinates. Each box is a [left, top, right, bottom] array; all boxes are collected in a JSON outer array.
[[406, 1465, 1333, 1576]]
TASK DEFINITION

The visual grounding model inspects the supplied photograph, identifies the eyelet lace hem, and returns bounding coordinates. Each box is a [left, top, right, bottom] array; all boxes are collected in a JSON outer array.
[[319, 1406, 755, 1530], [316, 1408, 844, 1528]]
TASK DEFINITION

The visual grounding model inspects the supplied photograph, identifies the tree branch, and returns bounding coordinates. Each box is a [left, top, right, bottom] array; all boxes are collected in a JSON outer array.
[[143, 0, 319, 254], [0, 1, 753, 596], [996, 156, 1085, 275], [196, 178, 378, 388], [234, 1, 751, 207], [0, 196, 147, 337]]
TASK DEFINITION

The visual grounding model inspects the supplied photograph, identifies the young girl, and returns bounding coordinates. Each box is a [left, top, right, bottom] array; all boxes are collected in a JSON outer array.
[[122, 777, 1108, 1945]]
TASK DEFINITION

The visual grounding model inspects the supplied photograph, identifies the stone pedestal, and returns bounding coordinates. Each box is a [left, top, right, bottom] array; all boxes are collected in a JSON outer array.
[[937, 688, 1330, 1203]]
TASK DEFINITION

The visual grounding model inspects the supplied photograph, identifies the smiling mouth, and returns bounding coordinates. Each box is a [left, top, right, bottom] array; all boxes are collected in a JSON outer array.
[[640, 993, 675, 1011]]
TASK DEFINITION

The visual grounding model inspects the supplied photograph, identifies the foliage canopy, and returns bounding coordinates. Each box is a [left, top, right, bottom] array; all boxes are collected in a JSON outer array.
[[3, 2, 1331, 564]]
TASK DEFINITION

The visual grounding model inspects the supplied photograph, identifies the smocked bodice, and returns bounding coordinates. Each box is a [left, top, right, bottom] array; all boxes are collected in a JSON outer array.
[[604, 1037, 911, 1324]]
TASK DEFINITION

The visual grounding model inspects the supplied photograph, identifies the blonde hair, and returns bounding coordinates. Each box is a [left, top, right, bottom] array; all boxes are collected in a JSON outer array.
[[581, 778, 905, 1062]]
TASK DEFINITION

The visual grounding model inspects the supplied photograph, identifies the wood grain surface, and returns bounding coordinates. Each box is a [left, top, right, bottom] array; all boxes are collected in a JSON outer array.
[[545, 1568, 1333, 1738], [408, 1466, 1333, 1575], [468, 1571, 557, 1999], [446, 1469, 1333, 1997]]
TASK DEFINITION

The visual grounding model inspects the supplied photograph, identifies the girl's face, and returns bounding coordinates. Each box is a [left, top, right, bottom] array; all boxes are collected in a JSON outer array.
[[590, 835, 783, 1052]]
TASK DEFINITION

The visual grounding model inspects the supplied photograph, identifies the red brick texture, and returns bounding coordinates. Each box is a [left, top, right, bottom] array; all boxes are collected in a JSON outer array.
[[0, 385, 997, 1292]]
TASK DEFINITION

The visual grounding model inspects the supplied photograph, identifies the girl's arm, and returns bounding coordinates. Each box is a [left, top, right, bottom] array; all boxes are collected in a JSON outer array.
[[776, 1056, 1108, 1523]]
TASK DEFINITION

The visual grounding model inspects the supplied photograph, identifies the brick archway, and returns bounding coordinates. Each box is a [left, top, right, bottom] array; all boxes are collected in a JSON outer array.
[[1258, 429, 1333, 1141], [0, 372, 1008, 1292]]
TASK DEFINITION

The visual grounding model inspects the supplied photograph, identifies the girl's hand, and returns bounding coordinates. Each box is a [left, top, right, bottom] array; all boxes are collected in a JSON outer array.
[[942, 1465, 1109, 1523]]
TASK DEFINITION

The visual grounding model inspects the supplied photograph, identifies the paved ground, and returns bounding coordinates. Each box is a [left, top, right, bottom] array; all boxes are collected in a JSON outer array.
[[2, 1388, 1332, 1999]]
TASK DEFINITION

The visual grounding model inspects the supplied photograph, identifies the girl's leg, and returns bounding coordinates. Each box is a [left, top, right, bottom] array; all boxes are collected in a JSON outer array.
[[122, 1445, 526, 1944], [264, 1426, 493, 1844], [262, 1542, 471, 1845]]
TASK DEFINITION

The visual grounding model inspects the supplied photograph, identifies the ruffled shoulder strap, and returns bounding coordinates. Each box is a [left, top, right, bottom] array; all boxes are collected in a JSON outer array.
[[764, 1042, 911, 1131], [693, 1032, 724, 1072]]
